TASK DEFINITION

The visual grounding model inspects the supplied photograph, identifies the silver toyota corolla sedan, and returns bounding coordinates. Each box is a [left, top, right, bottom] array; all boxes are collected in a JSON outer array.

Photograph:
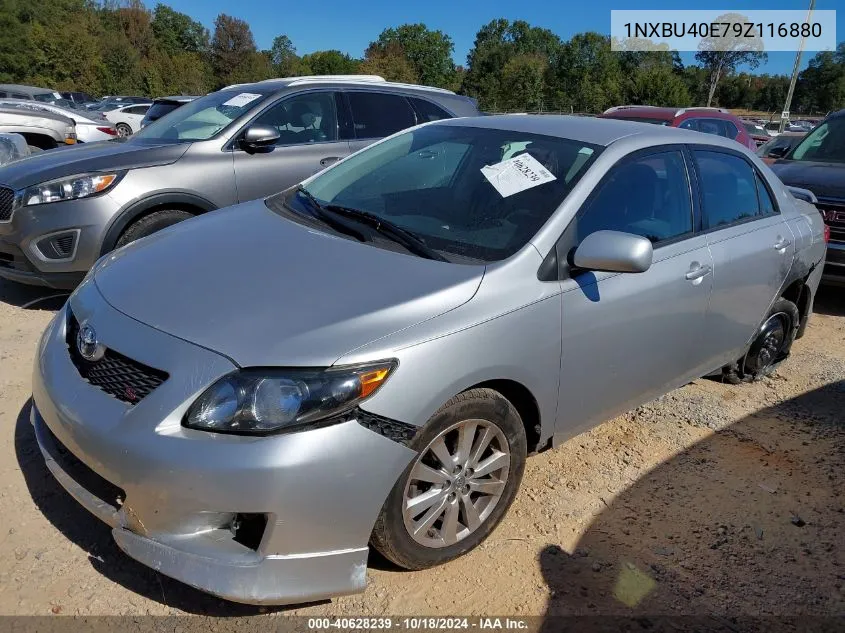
[[31, 115, 827, 604]]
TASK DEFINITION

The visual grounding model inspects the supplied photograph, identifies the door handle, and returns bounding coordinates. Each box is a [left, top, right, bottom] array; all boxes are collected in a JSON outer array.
[[685, 264, 712, 281], [319, 156, 341, 167], [773, 238, 792, 251]]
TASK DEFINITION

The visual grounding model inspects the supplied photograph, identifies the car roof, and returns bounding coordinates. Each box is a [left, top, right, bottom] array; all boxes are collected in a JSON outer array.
[[0, 105, 72, 124], [0, 84, 55, 96], [602, 105, 736, 120], [436, 114, 746, 149], [220, 74, 457, 97]]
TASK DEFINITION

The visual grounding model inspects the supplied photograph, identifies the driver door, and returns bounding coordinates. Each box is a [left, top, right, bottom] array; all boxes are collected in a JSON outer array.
[[554, 147, 715, 440], [232, 91, 351, 202]]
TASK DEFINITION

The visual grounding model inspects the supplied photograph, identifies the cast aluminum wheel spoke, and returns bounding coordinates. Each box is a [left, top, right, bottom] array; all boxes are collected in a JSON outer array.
[[454, 421, 477, 466], [472, 451, 508, 478], [468, 426, 493, 468], [410, 461, 450, 485], [430, 437, 455, 470], [412, 497, 448, 536], [460, 493, 482, 531], [441, 499, 460, 544], [406, 486, 447, 517], [468, 478, 505, 495]]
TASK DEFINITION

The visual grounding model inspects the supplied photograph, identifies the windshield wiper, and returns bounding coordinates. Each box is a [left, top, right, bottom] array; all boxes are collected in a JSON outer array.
[[323, 203, 449, 262], [294, 186, 367, 242]]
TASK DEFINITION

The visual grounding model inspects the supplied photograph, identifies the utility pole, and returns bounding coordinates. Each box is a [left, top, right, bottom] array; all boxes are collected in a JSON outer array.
[[780, 0, 816, 133]]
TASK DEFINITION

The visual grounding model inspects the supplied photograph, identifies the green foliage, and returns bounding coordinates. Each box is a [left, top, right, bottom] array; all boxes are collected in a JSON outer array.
[[359, 42, 419, 83], [794, 43, 845, 114], [151, 4, 208, 55], [375, 24, 455, 87], [300, 50, 359, 76]]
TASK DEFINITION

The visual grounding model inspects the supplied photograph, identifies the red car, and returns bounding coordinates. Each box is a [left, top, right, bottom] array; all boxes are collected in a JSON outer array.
[[600, 106, 758, 151]]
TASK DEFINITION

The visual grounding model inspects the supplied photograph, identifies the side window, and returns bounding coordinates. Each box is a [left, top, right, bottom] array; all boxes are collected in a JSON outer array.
[[572, 150, 693, 245], [697, 119, 723, 137], [722, 120, 739, 139], [694, 149, 761, 228], [347, 91, 416, 139], [409, 97, 452, 123], [252, 92, 339, 146], [126, 105, 148, 115], [12, 93, 28, 99], [755, 172, 777, 215], [678, 119, 698, 131]]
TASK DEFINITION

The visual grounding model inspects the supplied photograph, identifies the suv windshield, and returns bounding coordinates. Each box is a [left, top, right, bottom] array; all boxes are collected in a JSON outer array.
[[790, 117, 845, 163], [134, 90, 272, 142], [277, 124, 601, 262]]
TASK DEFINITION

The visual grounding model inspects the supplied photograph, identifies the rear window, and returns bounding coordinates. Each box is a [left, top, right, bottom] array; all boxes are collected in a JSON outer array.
[[144, 101, 181, 121]]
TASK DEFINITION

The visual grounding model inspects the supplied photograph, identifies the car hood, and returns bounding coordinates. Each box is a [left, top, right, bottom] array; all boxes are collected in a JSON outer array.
[[771, 160, 845, 200], [93, 201, 485, 367], [0, 139, 191, 189]]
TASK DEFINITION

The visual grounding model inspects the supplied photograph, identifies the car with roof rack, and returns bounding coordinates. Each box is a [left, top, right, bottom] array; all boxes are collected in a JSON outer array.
[[0, 75, 479, 289], [600, 105, 757, 151]]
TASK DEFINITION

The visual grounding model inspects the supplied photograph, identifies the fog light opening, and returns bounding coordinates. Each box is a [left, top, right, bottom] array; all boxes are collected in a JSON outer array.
[[231, 513, 268, 551]]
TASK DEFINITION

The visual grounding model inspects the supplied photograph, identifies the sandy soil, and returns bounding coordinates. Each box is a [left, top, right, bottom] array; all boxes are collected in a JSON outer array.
[[0, 280, 843, 622]]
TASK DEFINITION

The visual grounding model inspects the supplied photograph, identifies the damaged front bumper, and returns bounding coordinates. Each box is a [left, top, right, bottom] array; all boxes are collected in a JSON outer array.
[[30, 285, 417, 605]]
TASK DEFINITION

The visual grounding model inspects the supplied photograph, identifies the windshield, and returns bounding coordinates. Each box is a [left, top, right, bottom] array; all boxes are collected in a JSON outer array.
[[790, 117, 845, 163], [280, 124, 601, 262], [133, 90, 272, 142]]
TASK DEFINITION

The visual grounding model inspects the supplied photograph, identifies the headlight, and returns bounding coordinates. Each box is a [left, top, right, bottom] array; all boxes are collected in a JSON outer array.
[[184, 360, 397, 435], [21, 173, 120, 207]]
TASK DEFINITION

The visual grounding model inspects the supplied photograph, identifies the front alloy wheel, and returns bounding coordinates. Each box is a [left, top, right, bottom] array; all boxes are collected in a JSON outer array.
[[403, 419, 510, 548], [371, 388, 527, 570]]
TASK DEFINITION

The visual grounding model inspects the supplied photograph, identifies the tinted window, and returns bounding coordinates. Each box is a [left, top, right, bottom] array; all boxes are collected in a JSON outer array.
[[722, 120, 739, 139], [125, 105, 149, 115], [289, 125, 601, 262], [791, 117, 845, 163], [347, 92, 416, 138], [144, 102, 180, 121], [252, 92, 338, 146], [679, 119, 698, 131], [11, 93, 28, 100], [697, 118, 725, 137], [694, 150, 761, 228], [573, 151, 693, 245], [409, 97, 451, 123], [755, 173, 777, 215]]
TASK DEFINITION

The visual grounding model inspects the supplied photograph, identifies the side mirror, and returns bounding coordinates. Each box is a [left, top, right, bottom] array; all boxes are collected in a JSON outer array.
[[766, 145, 789, 159], [240, 125, 279, 151], [572, 230, 653, 274]]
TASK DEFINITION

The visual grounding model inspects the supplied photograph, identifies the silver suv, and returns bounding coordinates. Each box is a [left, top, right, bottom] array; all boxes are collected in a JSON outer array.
[[0, 75, 478, 288]]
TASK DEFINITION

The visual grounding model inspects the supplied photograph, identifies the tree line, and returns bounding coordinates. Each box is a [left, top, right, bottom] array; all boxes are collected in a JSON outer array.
[[1, 0, 843, 116]]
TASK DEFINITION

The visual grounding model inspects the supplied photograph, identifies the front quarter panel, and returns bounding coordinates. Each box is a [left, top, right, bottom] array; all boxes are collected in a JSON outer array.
[[338, 248, 562, 448]]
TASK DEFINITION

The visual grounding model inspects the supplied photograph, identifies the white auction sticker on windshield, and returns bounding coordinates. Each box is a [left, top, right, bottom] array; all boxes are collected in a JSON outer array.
[[222, 92, 262, 108], [481, 153, 556, 198]]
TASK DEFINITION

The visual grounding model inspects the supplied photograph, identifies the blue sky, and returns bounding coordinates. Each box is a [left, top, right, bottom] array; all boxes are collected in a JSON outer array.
[[165, 0, 842, 75]]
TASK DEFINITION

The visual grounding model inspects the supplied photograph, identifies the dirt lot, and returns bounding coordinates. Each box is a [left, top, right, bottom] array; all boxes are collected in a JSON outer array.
[[0, 280, 843, 621]]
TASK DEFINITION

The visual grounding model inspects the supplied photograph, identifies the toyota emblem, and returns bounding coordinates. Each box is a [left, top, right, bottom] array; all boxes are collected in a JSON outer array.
[[77, 323, 105, 362]]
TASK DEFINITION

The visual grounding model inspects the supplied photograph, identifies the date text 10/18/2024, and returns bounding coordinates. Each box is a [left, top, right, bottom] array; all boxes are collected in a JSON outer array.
[[307, 617, 530, 630]]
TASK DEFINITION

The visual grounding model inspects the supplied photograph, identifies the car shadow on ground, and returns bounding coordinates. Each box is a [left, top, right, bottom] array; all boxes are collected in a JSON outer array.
[[813, 286, 845, 317], [13, 399, 328, 615], [0, 279, 69, 310], [536, 381, 845, 628]]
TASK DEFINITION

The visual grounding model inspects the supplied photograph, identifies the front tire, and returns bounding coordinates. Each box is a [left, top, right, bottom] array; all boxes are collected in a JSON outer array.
[[371, 388, 527, 570], [115, 209, 195, 249]]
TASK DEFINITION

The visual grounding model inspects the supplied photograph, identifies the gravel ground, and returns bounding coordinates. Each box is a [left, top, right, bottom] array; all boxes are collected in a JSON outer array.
[[0, 280, 843, 622]]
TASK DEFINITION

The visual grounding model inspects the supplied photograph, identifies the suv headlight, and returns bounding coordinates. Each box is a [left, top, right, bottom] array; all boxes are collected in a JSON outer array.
[[183, 360, 397, 435], [22, 173, 120, 207]]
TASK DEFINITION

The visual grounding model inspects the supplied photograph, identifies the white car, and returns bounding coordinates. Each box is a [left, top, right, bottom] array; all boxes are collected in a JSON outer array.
[[0, 99, 117, 143], [105, 104, 152, 137]]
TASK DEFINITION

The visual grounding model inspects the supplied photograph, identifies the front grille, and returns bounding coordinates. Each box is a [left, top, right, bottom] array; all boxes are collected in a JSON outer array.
[[37, 413, 126, 510], [0, 186, 14, 222], [818, 200, 845, 244], [66, 312, 168, 405]]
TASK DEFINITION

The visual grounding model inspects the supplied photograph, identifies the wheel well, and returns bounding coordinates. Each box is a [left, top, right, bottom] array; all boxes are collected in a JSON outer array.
[[108, 203, 204, 251], [20, 133, 57, 150], [471, 379, 544, 454], [781, 279, 812, 338]]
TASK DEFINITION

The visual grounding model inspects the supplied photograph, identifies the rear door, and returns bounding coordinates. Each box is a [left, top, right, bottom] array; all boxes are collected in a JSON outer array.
[[122, 105, 149, 132], [690, 146, 795, 370], [232, 90, 351, 202], [556, 147, 715, 437], [344, 90, 419, 154]]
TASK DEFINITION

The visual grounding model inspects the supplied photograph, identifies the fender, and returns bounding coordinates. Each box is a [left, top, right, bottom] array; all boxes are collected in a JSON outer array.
[[100, 191, 217, 255]]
